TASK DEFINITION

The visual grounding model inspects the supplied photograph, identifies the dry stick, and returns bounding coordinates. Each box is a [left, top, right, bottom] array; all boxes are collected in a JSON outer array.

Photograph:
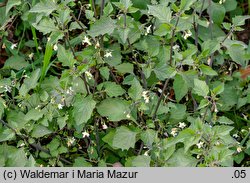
[[152, 14, 180, 121], [0, 119, 72, 165], [91, 0, 98, 18]]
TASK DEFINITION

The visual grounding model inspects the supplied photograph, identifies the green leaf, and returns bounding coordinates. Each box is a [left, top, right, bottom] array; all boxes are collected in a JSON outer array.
[[213, 125, 234, 137], [166, 148, 198, 166], [173, 74, 188, 102], [209, 2, 225, 25], [29, 1, 57, 15], [6, 110, 28, 130], [126, 155, 151, 167], [128, 78, 143, 101], [232, 15, 250, 26], [99, 67, 110, 80], [57, 44, 76, 67], [73, 95, 96, 125], [154, 65, 176, 81], [217, 116, 234, 125], [180, 0, 196, 11], [25, 109, 44, 121], [19, 68, 40, 96], [57, 115, 68, 130], [200, 64, 218, 76], [73, 157, 92, 167], [89, 16, 116, 37], [140, 129, 157, 148], [4, 55, 29, 70], [212, 83, 224, 95], [6, 0, 21, 15], [0, 128, 15, 142], [6, 147, 27, 167], [104, 82, 125, 97], [112, 126, 137, 151], [193, 79, 209, 97], [170, 104, 186, 121], [33, 18, 58, 34], [223, 0, 237, 12], [148, 4, 171, 23], [115, 63, 134, 74], [31, 125, 52, 138], [97, 98, 130, 121], [227, 44, 247, 66]]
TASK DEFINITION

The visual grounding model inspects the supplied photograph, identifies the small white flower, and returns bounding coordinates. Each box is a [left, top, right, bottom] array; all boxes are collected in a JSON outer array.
[[178, 122, 186, 129], [207, 57, 211, 65], [142, 91, 150, 103], [85, 71, 93, 80], [215, 141, 220, 146], [219, 0, 226, 4], [35, 105, 41, 110], [57, 103, 64, 109], [233, 134, 239, 138], [196, 141, 204, 149], [82, 36, 92, 45], [38, 46, 42, 50], [126, 113, 131, 119], [4, 85, 11, 93], [144, 150, 149, 156], [102, 124, 108, 130], [145, 25, 152, 35], [2, 43, 6, 49], [104, 51, 112, 58], [67, 137, 75, 147], [82, 131, 90, 138], [10, 43, 17, 50], [53, 44, 58, 51], [95, 41, 100, 49], [237, 147, 242, 153], [183, 30, 192, 39], [28, 53, 34, 60], [47, 37, 51, 42], [170, 128, 178, 137], [66, 87, 74, 94], [19, 143, 25, 147], [173, 44, 180, 50]]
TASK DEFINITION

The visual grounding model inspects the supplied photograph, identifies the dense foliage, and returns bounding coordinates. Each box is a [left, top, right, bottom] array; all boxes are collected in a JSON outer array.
[[0, 0, 249, 167]]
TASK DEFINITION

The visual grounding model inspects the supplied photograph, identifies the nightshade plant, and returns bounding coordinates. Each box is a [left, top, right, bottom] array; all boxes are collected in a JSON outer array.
[[0, 0, 249, 167]]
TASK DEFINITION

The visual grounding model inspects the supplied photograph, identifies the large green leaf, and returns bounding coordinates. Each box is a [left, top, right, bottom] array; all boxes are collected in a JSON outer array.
[[193, 79, 209, 97], [89, 16, 116, 37], [57, 44, 76, 67], [128, 78, 143, 101], [112, 126, 137, 151], [209, 2, 225, 25], [6, 0, 21, 15], [25, 109, 44, 121], [33, 18, 58, 34], [104, 82, 125, 97], [31, 125, 52, 138], [148, 4, 171, 23], [126, 155, 151, 167], [29, 1, 57, 15], [173, 74, 188, 102], [73, 95, 96, 125], [0, 128, 15, 142], [97, 98, 130, 121], [19, 69, 40, 96], [3, 55, 29, 70], [140, 129, 157, 148]]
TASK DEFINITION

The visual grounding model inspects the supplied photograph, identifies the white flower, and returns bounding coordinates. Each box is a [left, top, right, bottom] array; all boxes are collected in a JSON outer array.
[[82, 36, 92, 45], [170, 128, 178, 137], [207, 57, 211, 65], [2, 43, 6, 49], [57, 104, 64, 109], [95, 41, 100, 49], [82, 131, 90, 138], [19, 143, 25, 147], [104, 51, 112, 58], [67, 137, 75, 147], [144, 150, 149, 156], [53, 44, 58, 51], [126, 113, 131, 119], [219, 0, 226, 4], [237, 147, 242, 153], [3, 85, 11, 93], [10, 43, 17, 50], [47, 37, 51, 42], [38, 46, 42, 50], [35, 105, 41, 110], [145, 25, 152, 35], [85, 71, 93, 80], [102, 124, 108, 130], [66, 87, 74, 94], [183, 30, 192, 39], [28, 53, 34, 60], [178, 122, 186, 129], [233, 134, 239, 138], [173, 44, 180, 50], [142, 91, 150, 103], [196, 141, 204, 149]]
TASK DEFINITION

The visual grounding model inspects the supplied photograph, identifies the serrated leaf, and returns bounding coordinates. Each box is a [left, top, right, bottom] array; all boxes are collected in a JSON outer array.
[[148, 4, 171, 23], [4, 55, 29, 70], [29, 1, 57, 15], [25, 109, 44, 121], [200, 64, 218, 76], [140, 129, 157, 148], [19, 69, 40, 96], [112, 126, 137, 151], [57, 44, 76, 67], [73, 95, 96, 125], [104, 82, 125, 97], [6, 0, 21, 15], [89, 16, 116, 37], [173, 74, 188, 102], [97, 98, 130, 121], [218, 116, 234, 125], [193, 79, 209, 97], [33, 18, 58, 34], [31, 125, 52, 138]]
